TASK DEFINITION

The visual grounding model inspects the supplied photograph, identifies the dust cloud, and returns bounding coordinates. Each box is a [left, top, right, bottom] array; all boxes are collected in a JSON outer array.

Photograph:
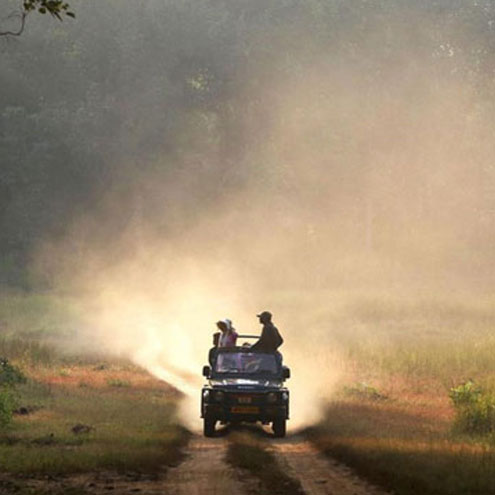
[[35, 6, 495, 430]]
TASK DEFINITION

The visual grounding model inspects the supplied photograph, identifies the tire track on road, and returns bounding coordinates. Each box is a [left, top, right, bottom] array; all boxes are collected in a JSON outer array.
[[272, 436, 389, 495], [164, 436, 248, 495]]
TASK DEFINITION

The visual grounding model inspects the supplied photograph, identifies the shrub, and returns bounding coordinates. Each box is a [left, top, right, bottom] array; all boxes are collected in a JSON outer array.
[[449, 380, 495, 435], [0, 358, 25, 429], [449, 380, 482, 407], [0, 358, 27, 386]]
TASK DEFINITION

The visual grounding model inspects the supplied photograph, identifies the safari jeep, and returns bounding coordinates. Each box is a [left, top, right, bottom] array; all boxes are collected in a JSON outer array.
[[201, 344, 290, 437]]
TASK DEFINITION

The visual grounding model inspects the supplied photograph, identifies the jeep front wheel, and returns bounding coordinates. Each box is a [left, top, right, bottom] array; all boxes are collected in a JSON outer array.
[[203, 415, 216, 437], [272, 418, 286, 438]]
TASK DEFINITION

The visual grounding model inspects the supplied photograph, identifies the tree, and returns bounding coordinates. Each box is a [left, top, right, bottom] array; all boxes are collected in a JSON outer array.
[[0, 0, 74, 36]]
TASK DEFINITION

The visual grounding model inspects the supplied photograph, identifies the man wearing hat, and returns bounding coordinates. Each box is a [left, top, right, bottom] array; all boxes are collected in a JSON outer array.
[[251, 311, 284, 352]]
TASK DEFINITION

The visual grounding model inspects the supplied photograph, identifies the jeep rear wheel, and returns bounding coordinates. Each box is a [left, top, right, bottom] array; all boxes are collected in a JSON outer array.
[[272, 418, 286, 438], [203, 415, 216, 437]]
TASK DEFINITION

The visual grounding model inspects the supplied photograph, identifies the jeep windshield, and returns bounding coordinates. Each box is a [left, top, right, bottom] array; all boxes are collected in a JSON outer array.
[[214, 351, 279, 376]]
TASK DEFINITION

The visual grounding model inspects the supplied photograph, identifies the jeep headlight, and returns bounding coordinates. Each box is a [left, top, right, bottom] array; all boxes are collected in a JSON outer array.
[[214, 390, 225, 402], [202, 389, 210, 399], [266, 392, 277, 404], [282, 392, 289, 401]]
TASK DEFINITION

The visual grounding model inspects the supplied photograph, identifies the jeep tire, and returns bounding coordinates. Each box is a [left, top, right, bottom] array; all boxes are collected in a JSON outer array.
[[272, 418, 286, 438], [203, 415, 216, 437]]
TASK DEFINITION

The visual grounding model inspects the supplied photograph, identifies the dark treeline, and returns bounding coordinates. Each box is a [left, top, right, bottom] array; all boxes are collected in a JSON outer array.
[[2, 0, 495, 289]]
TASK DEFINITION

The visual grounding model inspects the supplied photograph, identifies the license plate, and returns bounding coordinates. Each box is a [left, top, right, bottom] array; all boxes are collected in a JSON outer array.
[[238, 396, 252, 404], [231, 406, 259, 414]]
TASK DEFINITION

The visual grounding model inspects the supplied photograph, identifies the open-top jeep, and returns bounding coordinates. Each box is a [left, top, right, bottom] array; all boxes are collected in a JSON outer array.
[[201, 340, 290, 437]]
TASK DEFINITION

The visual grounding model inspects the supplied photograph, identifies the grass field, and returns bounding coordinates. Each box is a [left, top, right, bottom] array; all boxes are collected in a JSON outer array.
[[0, 291, 189, 480], [308, 293, 495, 495], [3, 289, 495, 493], [0, 364, 188, 474]]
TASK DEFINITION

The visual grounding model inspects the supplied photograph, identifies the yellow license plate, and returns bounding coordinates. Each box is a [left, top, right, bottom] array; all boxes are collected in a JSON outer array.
[[231, 406, 259, 414]]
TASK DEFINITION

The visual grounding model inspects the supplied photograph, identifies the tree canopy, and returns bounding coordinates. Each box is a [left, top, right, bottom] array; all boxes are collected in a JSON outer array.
[[1, 0, 495, 290]]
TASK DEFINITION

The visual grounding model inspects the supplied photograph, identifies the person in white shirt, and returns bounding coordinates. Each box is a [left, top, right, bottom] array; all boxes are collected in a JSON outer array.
[[217, 319, 238, 347]]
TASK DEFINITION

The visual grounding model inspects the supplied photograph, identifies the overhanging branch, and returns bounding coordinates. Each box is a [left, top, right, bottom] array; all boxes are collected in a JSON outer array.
[[0, 11, 27, 37]]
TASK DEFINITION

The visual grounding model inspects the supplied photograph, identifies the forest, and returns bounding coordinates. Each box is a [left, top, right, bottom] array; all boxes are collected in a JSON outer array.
[[1, 0, 495, 293]]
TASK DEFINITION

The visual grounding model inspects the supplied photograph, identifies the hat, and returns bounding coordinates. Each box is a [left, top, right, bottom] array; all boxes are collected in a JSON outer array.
[[256, 311, 272, 319]]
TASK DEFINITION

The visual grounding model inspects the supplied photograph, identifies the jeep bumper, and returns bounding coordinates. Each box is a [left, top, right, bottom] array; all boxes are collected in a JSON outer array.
[[202, 404, 288, 421]]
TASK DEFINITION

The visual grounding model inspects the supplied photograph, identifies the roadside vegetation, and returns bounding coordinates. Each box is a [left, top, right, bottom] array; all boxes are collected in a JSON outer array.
[[308, 294, 495, 495], [0, 366, 188, 474], [0, 291, 188, 479], [226, 430, 304, 495]]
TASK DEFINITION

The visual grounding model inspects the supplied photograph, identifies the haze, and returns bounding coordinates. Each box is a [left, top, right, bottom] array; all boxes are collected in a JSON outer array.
[[2, 0, 495, 427]]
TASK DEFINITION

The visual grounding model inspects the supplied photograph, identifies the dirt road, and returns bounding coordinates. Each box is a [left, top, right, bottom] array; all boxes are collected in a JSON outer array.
[[0, 433, 387, 495], [272, 436, 388, 495], [164, 432, 387, 495], [0, 437, 248, 495], [164, 436, 248, 495]]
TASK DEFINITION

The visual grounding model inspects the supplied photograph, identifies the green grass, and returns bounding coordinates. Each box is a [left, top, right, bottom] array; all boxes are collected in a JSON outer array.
[[0, 337, 58, 365], [0, 290, 88, 367], [226, 430, 304, 495], [5, 287, 495, 492], [0, 367, 188, 474], [309, 293, 495, 383], [0, 388, 15, 428], [273, 290, 495, 383], [309, 429, 495, 495], [0, 290, 81, 340], [0, 289, 188, 475], [308, 403, 495, 495], [106, 378, 131, 388], [0, 292, 124, 368], [305, 293, 495, 495]]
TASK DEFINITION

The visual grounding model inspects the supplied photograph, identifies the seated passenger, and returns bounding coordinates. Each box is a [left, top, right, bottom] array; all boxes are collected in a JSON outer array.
[[251, 311, 283, 353], [217, 319, 238, 348], [208, 332, 220, 366]]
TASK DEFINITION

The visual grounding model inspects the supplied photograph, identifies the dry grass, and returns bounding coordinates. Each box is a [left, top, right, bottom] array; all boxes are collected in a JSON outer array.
[[310, 357, 495, 493], [0, 292, 190, 476], [309, 397, 495, 495], [35, 363, 173, 390], [0, 364, 188, 475], [304, 293, 495, 494]]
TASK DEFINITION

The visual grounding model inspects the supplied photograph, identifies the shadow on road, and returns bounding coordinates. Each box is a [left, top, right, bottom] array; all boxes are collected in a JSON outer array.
[[213, 421, 302, 440]]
